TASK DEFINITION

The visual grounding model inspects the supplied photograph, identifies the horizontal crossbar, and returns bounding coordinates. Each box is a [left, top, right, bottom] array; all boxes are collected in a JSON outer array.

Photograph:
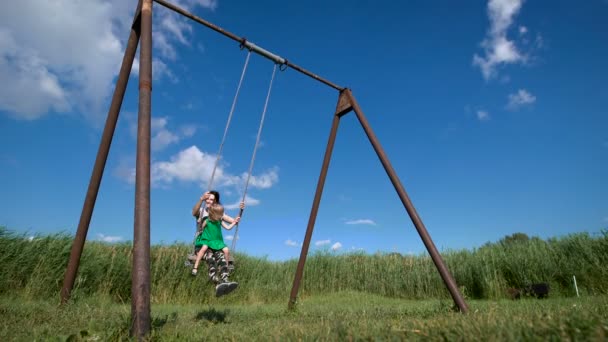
[[152, 0, 345, 91]]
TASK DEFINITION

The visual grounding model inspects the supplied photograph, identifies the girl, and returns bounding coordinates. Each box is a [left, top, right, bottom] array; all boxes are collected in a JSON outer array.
[[191, 202, 240, 276], [188, 191, 242, 262]]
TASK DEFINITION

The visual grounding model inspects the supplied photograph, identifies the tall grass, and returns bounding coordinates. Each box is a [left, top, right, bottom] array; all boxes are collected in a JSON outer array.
[[1, 226, 606, 304]]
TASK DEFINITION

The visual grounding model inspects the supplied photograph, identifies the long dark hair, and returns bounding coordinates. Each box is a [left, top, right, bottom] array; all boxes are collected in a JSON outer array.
[[208, 190, 221, 204]]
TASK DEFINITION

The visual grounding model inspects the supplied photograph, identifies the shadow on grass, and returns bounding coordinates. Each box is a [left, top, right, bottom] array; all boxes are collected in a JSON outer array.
[[196, 308, 229, 324], [152, 312, 178, 330]]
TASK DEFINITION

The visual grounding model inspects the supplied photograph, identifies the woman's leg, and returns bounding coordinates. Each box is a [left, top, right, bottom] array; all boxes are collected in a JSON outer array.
[[206, 249, 219, 283]]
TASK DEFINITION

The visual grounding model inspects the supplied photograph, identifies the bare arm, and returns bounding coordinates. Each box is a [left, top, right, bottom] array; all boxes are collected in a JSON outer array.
[[221, 201, 245, 223], [192, 193, 209, 217], [222, 216, 240, 230]]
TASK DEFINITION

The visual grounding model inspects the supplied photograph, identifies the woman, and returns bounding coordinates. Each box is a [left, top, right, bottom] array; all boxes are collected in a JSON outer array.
[[189, 191, 244, 297]]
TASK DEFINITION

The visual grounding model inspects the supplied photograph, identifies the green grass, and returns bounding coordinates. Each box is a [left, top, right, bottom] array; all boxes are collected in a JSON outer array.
[[1, 292, 606, 340], [1, 227, 607, 339]]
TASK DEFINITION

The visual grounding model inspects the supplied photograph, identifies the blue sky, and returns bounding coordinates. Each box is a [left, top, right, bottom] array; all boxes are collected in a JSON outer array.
[[1, 0, 607, 261]]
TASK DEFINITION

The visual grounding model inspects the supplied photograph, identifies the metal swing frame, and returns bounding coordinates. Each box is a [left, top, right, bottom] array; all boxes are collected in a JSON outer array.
[[59, 0, 469, 338]]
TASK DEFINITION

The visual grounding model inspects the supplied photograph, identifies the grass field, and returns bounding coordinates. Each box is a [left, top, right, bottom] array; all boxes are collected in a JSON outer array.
[[1, 292, 607, 340], [1, 227, 607, 340]]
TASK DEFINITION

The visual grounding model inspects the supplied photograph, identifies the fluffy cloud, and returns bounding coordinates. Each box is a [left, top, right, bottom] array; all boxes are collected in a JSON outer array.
[[129, 116, 196, 151], [315, 239, 331, 247], [507, 89, 536, 109], [473, 0, 526, 80], [116, 145, 279, 196], [331, 242, 342, 251], [0, 0, 216, 122]]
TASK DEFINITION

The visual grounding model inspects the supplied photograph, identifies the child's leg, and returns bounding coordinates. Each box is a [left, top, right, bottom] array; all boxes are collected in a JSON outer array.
[[192, 245, 208, 274], [222, 247, 230, 263], [222, 247, 234, 271]]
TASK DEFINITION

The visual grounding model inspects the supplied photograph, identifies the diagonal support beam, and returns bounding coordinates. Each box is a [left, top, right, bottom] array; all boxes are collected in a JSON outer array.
[[345, 89, 468, 313], [288, 90, 352, 309], [60, 0, 143, 305]]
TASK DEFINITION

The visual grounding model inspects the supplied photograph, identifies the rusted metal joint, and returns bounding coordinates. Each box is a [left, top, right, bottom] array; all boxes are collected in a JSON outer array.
[[239, 37, 248, 50], [279, 60, 288, 71]]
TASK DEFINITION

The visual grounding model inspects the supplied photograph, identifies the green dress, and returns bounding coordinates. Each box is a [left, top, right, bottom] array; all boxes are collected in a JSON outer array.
[[195, 219, 227, 250]]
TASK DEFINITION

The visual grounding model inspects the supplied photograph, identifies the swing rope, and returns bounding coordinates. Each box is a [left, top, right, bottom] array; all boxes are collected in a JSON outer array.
[[207, 50, 252, 191], [191, 51, 251, 256], [231, 62, 279, 252]]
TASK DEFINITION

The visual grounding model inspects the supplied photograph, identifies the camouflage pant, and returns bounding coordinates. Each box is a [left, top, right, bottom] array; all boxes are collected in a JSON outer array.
[[203, 249, 230, 285]]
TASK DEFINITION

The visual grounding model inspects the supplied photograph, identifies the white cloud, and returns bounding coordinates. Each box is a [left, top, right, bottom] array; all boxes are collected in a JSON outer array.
[[345, 219, 377, 226], [150, 145, 218, 185], [331, 242, 342, 251], [152, 58, 178, 83], [151, 117, 180, 151], [285, 239, 300, 247], [181, 125, 197, 137], [477, 110, 490, 121], [153, 30, 178, 60], [28, 236, 35, 242], [519, 26, 528, 35], [97, 234, 123, 243], [473, 0, 527, 80], [238, 167, 280, 189], [115, 145, 280, 194], [0, 0, 214, 122], [179, 0, 219, 11], [225, 234, 238, 241], [129, 116, 196, 151], [507, 89, 536, 109], [224, 195, 261, 210], [315, 239, 331, 246]]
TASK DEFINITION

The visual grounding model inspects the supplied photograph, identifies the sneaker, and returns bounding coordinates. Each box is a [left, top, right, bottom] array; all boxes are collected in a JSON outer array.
[[215, 282, 238, 297], [191, 268, 198, 276]]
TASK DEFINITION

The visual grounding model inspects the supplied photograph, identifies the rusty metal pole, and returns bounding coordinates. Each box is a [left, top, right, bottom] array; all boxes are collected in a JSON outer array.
[[344, 89, 468, 313], [131, 0, 153, 338], [288, 91, 352, 310], [60, 0, 142, 305]]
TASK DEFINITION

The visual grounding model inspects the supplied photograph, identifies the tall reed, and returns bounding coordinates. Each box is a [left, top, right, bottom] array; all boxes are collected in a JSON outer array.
[[1, 227, 606, 304]]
